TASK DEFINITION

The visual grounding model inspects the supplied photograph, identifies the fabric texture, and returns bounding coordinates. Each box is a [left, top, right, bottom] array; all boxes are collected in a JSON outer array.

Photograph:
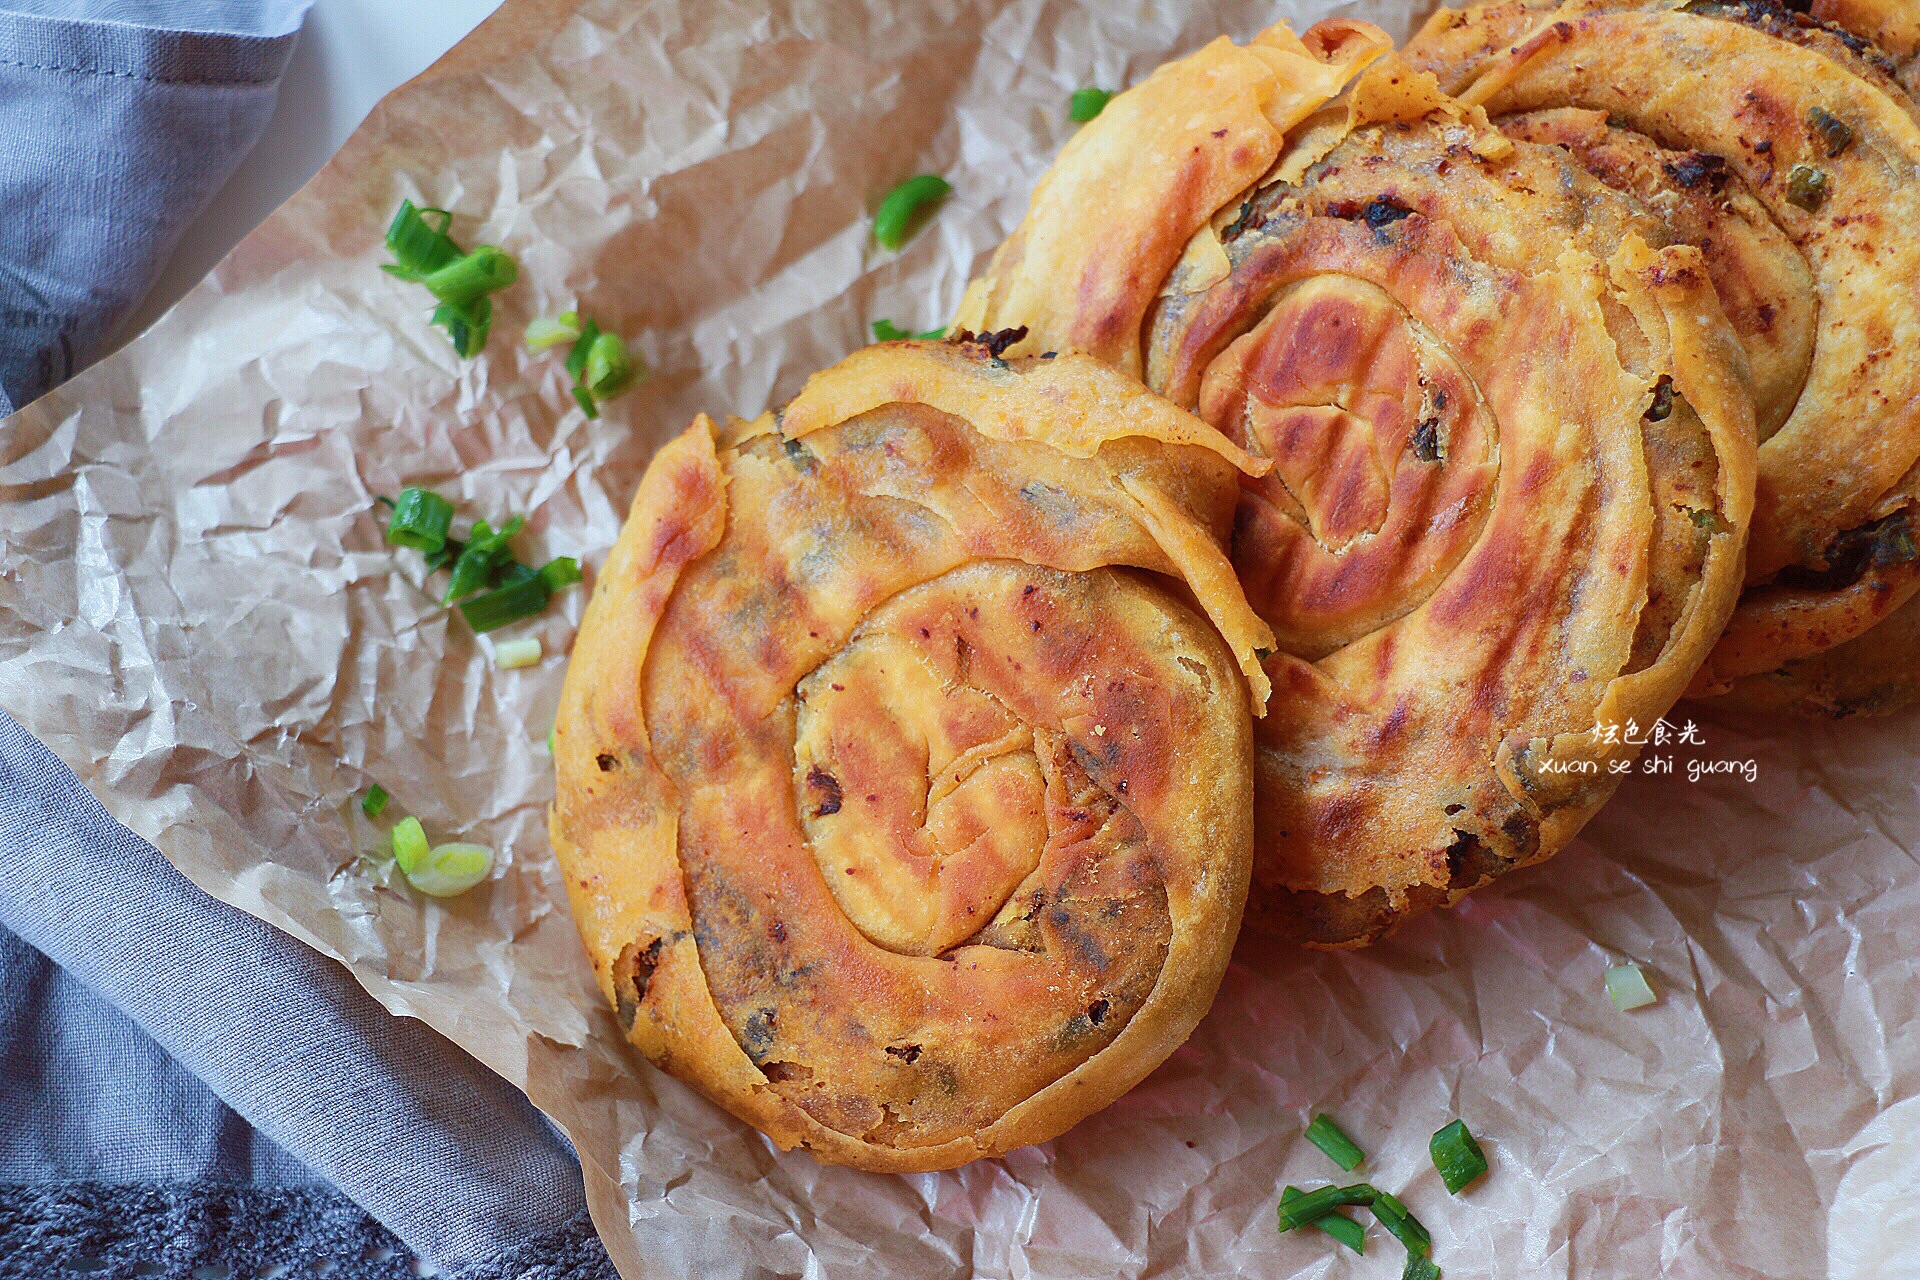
[[0, 2, 300, 415], [0, 706, 615, 1278], [0, 4, 621, 1277]]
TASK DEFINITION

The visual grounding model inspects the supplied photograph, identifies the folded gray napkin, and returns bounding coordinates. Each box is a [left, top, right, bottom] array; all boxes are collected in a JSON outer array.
[[0, 3, 619, 1275]]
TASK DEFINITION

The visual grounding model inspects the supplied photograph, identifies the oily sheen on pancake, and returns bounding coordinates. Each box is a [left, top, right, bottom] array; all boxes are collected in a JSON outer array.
[[1406, 0, 1920, 715], [955, 31, 1757, 946], [550, 341, 1273, 1171]]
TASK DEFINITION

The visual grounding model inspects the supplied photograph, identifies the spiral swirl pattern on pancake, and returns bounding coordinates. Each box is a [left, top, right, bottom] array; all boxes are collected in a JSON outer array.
[[955, 31, 1757, 945], [551, 342, 1272, 1169], [1406, 0, 1920, 715]]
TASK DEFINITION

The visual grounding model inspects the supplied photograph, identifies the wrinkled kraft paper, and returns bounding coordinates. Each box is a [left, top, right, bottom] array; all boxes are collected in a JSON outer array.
[[3, 0, 1918, 1275]]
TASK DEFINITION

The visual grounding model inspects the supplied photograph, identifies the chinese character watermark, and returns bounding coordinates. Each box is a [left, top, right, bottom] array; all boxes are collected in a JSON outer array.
[[1535, 718, 1757, 783]]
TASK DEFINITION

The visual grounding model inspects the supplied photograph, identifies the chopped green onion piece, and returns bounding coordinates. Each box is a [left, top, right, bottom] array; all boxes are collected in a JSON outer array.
[[406, 842, 494, 897], [422, 245, 519, 308], [1277, 1183, 1377, 1231], [1786, 164, 1829, 211], [584, 330, 639, 399], [1305, 1113, 1365, 1171], [494, 637, 543, 669], [565, 317, 603, 381], [361, 785, 390, 819], [525, 311, 584, 350], [386, 488, 456, 553], [873, 174, 951, 251], [458, 570, 553, 633], [1807, 105, 1854, 157], [1606, 961, 1658, 1010], [432, 296, 493, 358], [1403, 1254, 1441, 1280], [538, 556, 583, 591], [424, 536, 465, 572], [1369, 1191, 1431, 1258], [385, 200, 462, 279], [871, 319, 947, 342], [1282, 1187, 1365, 1253], [572, 385, 600, 419], [543, 726, 555, 755], [1429, 1120, 1488, 1194], [1069, 87, 1115, 123], [391, 816, 430, 875], [442, 516, 525, 604]]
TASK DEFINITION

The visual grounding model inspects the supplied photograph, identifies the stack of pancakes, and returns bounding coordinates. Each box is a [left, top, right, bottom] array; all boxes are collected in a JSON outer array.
[[551, 1, 1920, 1170]]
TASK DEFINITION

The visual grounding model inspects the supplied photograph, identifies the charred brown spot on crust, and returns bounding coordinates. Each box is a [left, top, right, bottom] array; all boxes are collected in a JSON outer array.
[[805, 764, 844, 817], [1445, 829, 1519, 888], [742, 1007, 777, 1059], [885, 1043, 922, 1064], [1087, 999, 1110, 1025], [1498, 812, 1540, 861], [950, 325, 1030, 358], [596, 753, 619, 772], [613, 936, 665, 1032], [1662, 151, 1730, 192]]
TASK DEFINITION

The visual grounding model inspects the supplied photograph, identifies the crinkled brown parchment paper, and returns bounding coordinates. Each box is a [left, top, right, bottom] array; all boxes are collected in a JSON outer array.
[[2, 1, 1917, 1275]]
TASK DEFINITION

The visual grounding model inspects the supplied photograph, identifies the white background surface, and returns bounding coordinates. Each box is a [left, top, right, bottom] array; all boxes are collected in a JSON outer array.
[[125, 0, 507, 341]]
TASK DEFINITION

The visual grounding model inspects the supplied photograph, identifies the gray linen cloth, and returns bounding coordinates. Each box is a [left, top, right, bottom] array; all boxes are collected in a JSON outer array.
[[0, 3, 619, 1276]]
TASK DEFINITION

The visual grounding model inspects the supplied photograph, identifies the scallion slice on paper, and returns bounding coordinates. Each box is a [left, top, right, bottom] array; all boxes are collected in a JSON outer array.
[[384, 200, 517, 356], [493, 637, 543, 670], [1429, 1120, 1488, 1195], [1369, 1190, 1431, 1258], [405, 842, 495, 897], [1281, 1187, 1365, 1253], [361, 785, 390, 820], [1305, 1113, 1365, 1171], [383, 200, 462, 280], [457, 562, 558, 633], [1069, 87, 1114, 123], [442, 516, 525, 604], [873, 174, 951, 251], [390, 816, 430, 875], [422, 245, 518, 309], [539, 314, 643, 417], [386, 487, 456, 553], [1277, 1183, 1376, 1231], [525, 312, 583, 351], [1607, 961, 1658, 1011], [871, 319, 947, 343], [1402, 1253, 1441, 1280]]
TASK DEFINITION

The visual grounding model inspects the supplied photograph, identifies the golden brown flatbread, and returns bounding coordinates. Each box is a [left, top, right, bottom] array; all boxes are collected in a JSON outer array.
[[550, 341, 1274, 1169], [955, 32, 1757, 946], [1406, 0, 1920, 714]]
